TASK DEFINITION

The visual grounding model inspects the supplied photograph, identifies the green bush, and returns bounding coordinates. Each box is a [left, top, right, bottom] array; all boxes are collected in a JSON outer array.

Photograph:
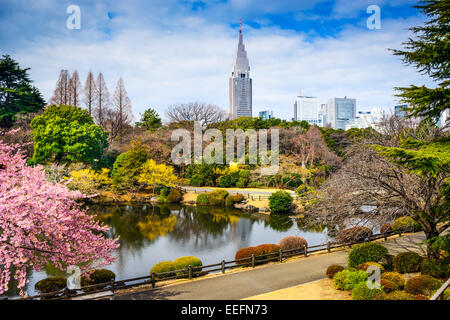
[[268, 191, 293, 214], [391, 216, 421, 232], [35, 277, 67, 293], [208, 190, 229, 205], [167, 188, 183, 203], [393, 252, 423, 273], [357, 262, 384, 273], [420, 258, 450, 278], [351, 282, 383, 300], [348, 242, 388, 268], [374, 291, 415, 300], [380, 279, 398, 293], [326, 264, 345, 279], [81, 269, 116, 291], [381, 272, 405, 289], [173, 256, 203, 271], [379, 254, 395, 271], [150, 261, 176, 278], [233, 193, 245, 203], [404, 275, 441, 296], [236, 170, 251, 188], [333, 269, 368, 291], [196, 193, 209, 205]]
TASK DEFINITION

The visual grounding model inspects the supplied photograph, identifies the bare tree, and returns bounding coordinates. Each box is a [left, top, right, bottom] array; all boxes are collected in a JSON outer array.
[[112, 77, 133, 137], [49, 70, 70, 106], [94, 72, 110, 128], [68, 70, 81, 107], [165, 102, 228, 127], [83, 70, 97, 116], [307, 118, 449, 257]]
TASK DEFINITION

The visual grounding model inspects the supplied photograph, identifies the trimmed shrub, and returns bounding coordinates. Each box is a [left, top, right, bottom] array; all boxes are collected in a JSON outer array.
[[357, 262, 384, 273], [225, 194, 235, 206], [391, 216, 421, 232], [414, 294, 428, 300], [334, 269, 368, 291], [420, 258, 450, 279], [233, 193, 245, 203], [379, 254, 395, 271], [351, 282, 383, 300], [278, 236, 308, 251], [173, 256, 203, 271], [235, 247, 258, 265], [381, 272, 405, 289], [380, 223, 392, 234], [336, 226, 372, 243], [208, 190, 229, 205], [348, 242, 388, 268], [268, 191, 293, 214], [35, 277, 66, 293], [326, 264, 345, 279], [255, 244, 281, 255], [380, 279, 398, 293], [150, 261, 176, 278], [196, 193, 209, 205], [167, 188, 182, 203], [404, 275, 441, 296], [393, 252, 423, 273], [374, 291, 415, 300], [81, 269, 115, 286]]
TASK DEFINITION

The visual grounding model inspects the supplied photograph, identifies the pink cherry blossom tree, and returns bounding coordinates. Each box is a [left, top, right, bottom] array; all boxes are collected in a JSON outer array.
[[0, 130, 119, 296]]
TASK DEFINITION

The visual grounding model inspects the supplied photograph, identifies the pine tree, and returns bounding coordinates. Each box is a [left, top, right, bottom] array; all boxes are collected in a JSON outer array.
[[392, 0, 449, 123]]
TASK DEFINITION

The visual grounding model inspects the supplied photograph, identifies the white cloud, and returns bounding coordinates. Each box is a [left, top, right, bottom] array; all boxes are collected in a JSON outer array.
[[9, 6, 432, 121]]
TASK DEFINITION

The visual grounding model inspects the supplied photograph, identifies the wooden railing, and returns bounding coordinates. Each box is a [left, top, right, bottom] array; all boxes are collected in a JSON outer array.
[[430, 278, 450, 300], [16, 228, 412, 300]]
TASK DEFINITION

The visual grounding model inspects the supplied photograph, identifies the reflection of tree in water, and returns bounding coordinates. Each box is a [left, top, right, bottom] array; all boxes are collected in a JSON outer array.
[[91, 204, 177, 249], [169, 206, 257, 250], [266, 214, 294, 232], [296, 215, 327, 233]]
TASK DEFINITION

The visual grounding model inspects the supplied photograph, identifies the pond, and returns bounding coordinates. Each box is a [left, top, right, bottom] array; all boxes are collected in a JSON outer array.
[[5, 204, 336, 298]]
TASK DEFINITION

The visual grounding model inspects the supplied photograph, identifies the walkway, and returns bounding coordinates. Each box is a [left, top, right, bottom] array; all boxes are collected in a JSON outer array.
[[115, 231, 426, 300]]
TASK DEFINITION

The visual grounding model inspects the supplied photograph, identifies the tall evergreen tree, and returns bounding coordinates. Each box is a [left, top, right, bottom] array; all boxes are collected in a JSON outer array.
[[0, 55, 45, 127], [392, 0, 449, 123]]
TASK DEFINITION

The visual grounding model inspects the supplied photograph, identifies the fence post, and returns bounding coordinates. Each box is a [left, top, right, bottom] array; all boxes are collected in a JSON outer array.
[[188, 265, 193, 280], [64, 287, 69, 300], [279, 249, 283, 262], [304, 244, 308, 257], [151, 272, 156, 288], [384, 232, 387, 241], [221, 260, 225, 274], [110, 280, 115, 293], [327, 241, 331, 253], [251, 254, 255, 268]]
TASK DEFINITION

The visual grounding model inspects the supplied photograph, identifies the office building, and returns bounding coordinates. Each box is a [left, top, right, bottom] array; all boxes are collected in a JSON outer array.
[[326, 97, 356, 129]]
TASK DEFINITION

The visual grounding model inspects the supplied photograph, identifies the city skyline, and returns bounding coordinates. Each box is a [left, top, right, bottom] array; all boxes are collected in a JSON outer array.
[[0, 0, 434, 121]]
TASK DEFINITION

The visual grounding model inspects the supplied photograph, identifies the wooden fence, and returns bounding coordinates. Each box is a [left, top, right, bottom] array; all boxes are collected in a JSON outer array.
[[183, 187, 299, 201], [430, 278, 450, 300], [17, 229, 412, 300]]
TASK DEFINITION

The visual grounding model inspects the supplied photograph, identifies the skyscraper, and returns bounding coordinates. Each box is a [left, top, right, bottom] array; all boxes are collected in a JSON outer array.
[[229, 21, 252, 119], [326, 97, 356, 129], [293, 95, 321, 125]]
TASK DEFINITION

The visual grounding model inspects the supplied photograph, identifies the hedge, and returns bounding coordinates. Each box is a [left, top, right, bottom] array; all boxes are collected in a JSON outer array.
[[393, 252, 423, 273], [351, 282, 383, 300], [333, 269, 368, 291], [336, 226, 372, 243], [404, 275, 442, 296], [347, 242, 388, 268], [35, 277, 66, 293], [381, 272, 405, 289], [150, 261, 176, 278], [173, 256, 203, 271]]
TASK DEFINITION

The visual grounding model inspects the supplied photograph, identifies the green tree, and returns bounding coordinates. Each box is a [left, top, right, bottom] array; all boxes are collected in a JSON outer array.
[[392, 0, 449, 122], [30, 105, 108, 164], [135, 108, 162, 132], [0, 55, 45, 127], [111, 138, 150, 191]]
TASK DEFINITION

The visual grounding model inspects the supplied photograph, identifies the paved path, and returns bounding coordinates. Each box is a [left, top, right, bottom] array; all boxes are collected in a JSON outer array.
[[115, 231, 426, 300]]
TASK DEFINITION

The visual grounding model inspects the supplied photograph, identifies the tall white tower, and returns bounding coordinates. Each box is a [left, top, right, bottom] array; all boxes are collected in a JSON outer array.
[[229, 20, 252, 119]]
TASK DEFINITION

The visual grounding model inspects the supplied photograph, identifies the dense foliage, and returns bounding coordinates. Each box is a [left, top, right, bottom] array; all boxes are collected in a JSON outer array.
[[333, 269, 368, 291], [347, 243, 388, 268], [393, 252, 423, 273], [268, 191, 293, 214]]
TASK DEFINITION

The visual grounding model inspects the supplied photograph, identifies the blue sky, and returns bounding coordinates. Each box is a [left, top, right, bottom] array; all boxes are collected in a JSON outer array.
[[0, 0, 433, 120]]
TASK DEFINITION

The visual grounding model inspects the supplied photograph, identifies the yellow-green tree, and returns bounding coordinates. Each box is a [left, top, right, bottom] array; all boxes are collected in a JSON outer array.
[[137, 159, 178, 193]]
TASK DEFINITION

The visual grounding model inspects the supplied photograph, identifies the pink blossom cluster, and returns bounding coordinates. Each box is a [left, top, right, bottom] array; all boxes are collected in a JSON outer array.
[[0, 134, 119, 296]]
